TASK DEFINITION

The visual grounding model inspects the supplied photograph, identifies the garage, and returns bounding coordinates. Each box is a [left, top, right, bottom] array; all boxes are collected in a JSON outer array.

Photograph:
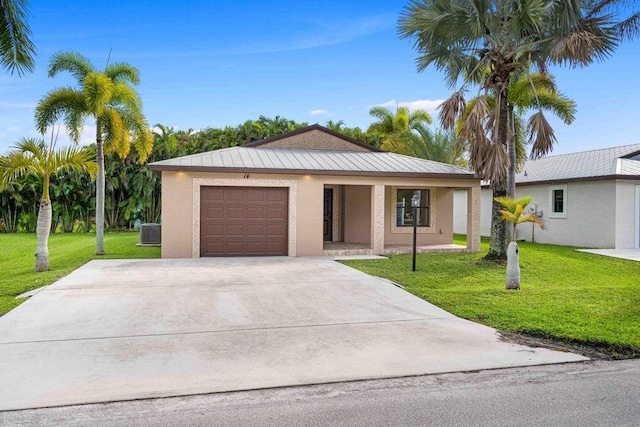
[[200, 186, 288, 256]]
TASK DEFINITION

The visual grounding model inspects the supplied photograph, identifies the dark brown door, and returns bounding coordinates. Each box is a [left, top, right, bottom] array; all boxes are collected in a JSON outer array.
[[200, 187, 288, 256], [323, 188, 333, 241]]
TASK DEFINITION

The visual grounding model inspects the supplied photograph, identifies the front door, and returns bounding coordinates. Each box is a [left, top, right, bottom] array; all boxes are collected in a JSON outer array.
[[323, 188, 333, 241]]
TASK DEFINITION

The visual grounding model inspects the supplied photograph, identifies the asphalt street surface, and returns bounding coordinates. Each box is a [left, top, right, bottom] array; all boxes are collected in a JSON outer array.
[[2, 359, 639, 426]]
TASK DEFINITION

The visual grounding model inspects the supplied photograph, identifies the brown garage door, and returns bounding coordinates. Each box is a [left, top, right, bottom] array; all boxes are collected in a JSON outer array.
[[200, 187, 288, 256]]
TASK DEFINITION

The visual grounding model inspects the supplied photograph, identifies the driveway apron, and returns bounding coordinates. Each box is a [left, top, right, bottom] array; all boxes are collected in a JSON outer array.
[[0, 257, 586, 410]]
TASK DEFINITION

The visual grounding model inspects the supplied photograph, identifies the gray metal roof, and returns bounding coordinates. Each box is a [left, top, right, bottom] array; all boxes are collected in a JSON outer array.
[[150, 146, 474, 177], [517, 143, 640, 184]]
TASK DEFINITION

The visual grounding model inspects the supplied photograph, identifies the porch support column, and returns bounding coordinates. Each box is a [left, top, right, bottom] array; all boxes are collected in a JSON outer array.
[[371, 185, 385, 254], [467, 186, 481, 252]]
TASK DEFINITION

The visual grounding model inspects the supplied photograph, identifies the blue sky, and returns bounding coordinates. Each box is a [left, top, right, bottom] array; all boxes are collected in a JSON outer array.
[[1, 0, 639, 156]]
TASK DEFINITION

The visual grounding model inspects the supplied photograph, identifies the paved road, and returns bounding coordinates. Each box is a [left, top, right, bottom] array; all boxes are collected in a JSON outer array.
[[3, 360, 638, 426]]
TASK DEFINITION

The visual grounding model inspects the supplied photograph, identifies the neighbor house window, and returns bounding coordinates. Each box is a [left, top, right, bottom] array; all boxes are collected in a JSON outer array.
[[548, 185, 567, 218], [396, 189, 430, 227]]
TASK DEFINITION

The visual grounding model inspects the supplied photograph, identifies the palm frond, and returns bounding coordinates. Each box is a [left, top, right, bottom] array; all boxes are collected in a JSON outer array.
[[495, 195, 545, 239], [51, 146, 97, 180], [548, 15, 619, 65], [48, 50, 94, 80], [510, 72, 557, 106], [0, 0, 36, 75], [104, 62, 140, 85], [527, 110, 557, 159], [83, 72, 114, 116], [0, 138, 46, 183], [517, 213, 546, 228], [34, 87, 87, 140], [437, 89, 466, 130], [102, 107, 129, 158], [534, 89, 576, 124], [460, 95, 490, 145], [111, 82, 142, 109], [409, 108, 433, 126], [614, 11, 640, 40]]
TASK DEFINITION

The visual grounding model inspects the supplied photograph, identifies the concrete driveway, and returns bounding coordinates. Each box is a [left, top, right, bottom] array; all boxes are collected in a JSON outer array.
[[0, 257, 586, 411]]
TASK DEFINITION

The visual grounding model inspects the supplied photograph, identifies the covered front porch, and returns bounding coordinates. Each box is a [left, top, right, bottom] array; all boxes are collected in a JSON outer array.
[[319, 181, 480, 257]]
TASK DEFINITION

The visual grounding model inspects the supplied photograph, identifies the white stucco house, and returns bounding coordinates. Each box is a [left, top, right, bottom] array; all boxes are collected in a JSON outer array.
[[454, 143, 640, 249]]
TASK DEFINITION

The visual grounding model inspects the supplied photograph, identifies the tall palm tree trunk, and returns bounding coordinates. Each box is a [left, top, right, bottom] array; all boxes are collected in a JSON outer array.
[[35, 199, 52, 271], [95, 124, 105, 255], [486, 87, 510, 260], [506, 104, 517, 243], [507, 105, 516, 198]]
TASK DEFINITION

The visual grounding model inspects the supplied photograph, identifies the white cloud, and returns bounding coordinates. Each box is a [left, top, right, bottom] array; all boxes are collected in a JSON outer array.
[[6, 126, 20, 132], [310, 109, 330, 116], [376, 99, 446, 115]]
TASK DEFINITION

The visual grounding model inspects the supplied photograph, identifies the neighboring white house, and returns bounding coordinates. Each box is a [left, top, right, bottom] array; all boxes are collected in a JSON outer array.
[[454, 143, 640, 249]]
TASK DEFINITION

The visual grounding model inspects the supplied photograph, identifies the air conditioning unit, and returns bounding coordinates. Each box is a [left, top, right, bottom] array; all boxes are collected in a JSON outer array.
[[139, 223, 161, 245]]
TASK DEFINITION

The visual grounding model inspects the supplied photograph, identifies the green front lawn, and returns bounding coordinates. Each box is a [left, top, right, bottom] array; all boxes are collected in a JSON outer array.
[[0, 233, 160, 316], [343, 238, 640, 358]]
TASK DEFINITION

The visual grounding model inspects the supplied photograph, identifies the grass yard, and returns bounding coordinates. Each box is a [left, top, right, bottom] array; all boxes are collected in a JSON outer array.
[[0, 232, 160, 316], [343, 237, 640, 358]]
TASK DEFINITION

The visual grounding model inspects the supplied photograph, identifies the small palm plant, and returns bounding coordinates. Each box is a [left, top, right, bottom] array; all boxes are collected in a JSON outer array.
[[494, 196, 545, 290], [0, 134, 97, 271]]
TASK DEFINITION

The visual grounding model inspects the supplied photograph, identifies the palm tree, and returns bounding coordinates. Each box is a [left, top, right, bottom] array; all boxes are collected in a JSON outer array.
[[0, 136, 96, 271], [506, 72, 577, 195], [495, 196, 545, 289], [458, 71, 577, 221], [34, 51, 153, 255], [367, 106, 432, 151], [399, 0, 621, 259], [394, 126, 467, 165], [0, 0, 36, 75]]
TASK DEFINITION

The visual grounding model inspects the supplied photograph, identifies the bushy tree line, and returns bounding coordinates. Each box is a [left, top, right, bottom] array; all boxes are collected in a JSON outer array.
[[0, 115, 375, 233]]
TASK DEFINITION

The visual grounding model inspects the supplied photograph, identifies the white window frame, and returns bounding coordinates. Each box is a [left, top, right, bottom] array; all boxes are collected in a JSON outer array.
[[548, 185, 567, 219]]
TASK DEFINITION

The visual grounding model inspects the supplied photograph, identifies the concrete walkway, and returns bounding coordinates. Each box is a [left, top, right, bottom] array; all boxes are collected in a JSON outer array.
[[0, 257, 586, 411], [577, 248, 640, 262]]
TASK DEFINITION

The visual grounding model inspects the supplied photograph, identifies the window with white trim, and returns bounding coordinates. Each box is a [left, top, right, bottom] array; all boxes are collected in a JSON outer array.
[[548, 185, 567, 218]]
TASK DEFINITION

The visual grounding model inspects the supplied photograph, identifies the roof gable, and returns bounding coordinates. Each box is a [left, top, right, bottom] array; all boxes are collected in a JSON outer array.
[[244, 124, 380, 152]]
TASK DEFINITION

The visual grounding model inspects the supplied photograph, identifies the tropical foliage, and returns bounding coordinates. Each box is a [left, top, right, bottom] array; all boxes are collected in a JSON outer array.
[[495, 196, 545, 243], [495, 195, 545, 290], [35, 51, 153, 255], [0, 137, 96, 270], [458, 72, 577, 195], [0, 116, 342, 233], [0, 0, 36, 75], [398, 0, 631, 259], [366, 106, 467, 166]]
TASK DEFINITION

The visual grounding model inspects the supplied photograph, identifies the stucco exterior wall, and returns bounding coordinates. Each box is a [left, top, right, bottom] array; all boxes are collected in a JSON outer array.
[[160, 170, 479, 258], [344, 186, 371, 244], [454, 188, 493, 237], [160, 171, 195, 258], [295, 177, 324, 256], [615, 181, 640, 249], [455, 181, 619, 248]]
